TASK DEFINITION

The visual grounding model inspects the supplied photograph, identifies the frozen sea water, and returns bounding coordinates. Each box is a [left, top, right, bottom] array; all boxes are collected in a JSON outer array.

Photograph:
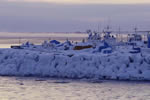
[[0, 32, 88, 48], [0, 76, 150, 100]]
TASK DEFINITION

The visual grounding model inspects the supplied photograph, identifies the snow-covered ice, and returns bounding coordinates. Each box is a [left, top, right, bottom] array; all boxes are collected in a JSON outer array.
[[0, 48, 150, 80]]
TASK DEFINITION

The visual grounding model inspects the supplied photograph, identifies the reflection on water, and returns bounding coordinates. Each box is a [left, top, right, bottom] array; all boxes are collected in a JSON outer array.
[[0, 44, 16, 48], [0, 76, 150, 100]]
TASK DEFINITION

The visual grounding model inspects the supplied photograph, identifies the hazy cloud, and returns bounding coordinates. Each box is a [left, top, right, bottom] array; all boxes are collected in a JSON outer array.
[[0, 1, 150, 32]]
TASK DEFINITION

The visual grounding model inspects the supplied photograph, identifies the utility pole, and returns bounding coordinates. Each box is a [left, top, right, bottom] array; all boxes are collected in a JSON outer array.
[[19, 37, 21, 45]]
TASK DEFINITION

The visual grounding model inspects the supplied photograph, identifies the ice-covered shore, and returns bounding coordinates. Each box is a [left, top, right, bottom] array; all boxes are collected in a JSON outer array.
[[0, 49, 150, 80]]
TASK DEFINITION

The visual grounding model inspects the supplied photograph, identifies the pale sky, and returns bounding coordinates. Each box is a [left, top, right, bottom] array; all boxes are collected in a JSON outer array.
[[0, 0, 150, 32], [6, 0, 150, 4]]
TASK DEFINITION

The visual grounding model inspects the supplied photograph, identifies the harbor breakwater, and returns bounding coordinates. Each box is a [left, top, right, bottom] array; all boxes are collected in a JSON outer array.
[[0, 49, 150, 80]]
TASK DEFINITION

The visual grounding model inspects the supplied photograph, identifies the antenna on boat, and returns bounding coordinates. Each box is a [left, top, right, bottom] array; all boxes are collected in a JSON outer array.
[[118, 26, 121, 41], [118, 26, 121, 34], [106, 25, 110, 31], [98, 23, 100, 33], [134, 26, 138, 34]]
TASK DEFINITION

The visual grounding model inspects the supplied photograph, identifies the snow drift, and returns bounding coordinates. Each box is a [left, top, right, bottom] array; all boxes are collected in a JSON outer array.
[[0, 49, 150, 80]]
